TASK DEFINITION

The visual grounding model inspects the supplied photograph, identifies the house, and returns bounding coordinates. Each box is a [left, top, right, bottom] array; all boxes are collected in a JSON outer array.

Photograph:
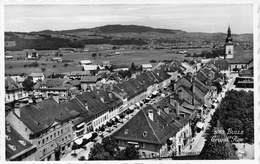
[[6, 98, 74, 161], [111, 64, 129, 71], [26, 52, 39, 60], [6, 121, 37, 161], [52, 57, 62, 62], [79, 60, 92, 65], [29, 73, 45, 83], [73, 91, 110, 132], [80, 76, 100, 91], [207, 59, 230, 77], [113, 105, 178, 158], [82, 65, 99, 72], [33, 78, 72, 99], [5, 76, 28, 103], [5, 55, 13, 60], [142, 64, 153, 71], [69, 71, 91, 79]]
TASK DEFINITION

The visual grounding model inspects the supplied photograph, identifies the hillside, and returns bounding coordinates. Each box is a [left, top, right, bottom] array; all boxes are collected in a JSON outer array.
[[5, 24, 253, 51]]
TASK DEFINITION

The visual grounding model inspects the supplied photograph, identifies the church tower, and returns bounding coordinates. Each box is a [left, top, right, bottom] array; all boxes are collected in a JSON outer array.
[[225, 25, 234, 59]]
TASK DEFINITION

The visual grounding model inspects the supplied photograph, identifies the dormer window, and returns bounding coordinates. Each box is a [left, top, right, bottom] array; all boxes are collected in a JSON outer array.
[[124, 129, 129, 135], [18, 140, 26, 146], [8, 144, 16, 151], [143, 131, 147, 137], [6, 135, 11, 141]]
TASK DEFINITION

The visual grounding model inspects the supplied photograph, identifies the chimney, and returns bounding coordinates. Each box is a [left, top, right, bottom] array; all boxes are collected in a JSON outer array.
[[170, 95, 175, 106], [157, 109, 160, 115], [53, 94, 59, 103], [148, 109, 153, 121], [108, 92, 113, 99], [178, 90, 183, 99], [84, 101, 89, 110], [100, 97, 105, 103], [14, 103, 21, 117], [164, 105, 169, 114], [28, 96, 33, 104]]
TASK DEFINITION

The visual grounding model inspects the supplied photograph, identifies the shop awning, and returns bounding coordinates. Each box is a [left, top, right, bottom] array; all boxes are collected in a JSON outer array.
[[196, 122, 204, 129], [74, 137, 83, 145], [135, 102, 140, 107], [128, 141, 139, 145], [152, 91, 158, 95], [83, 133, 92, 139], [129, 105, 135, 110], [76, 122, 86, 128], [112, 117, 116, 121], [116, 115, 120, 120]]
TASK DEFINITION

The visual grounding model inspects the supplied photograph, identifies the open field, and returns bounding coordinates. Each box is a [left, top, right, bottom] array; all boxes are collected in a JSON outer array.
[[5, 48, 209, 75]]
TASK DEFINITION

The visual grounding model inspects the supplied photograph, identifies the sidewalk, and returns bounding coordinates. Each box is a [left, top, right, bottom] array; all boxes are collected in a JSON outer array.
[[60, 106, 143, 161], [182, 76, 235, 154]]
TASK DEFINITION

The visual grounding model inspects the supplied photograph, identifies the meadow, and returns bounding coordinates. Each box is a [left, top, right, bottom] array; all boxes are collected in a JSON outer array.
[[5, 48, 208, 76]]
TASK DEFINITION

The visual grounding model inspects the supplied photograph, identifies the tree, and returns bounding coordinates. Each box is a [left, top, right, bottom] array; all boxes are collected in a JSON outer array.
[[100, 126, 105, 137], [106, 122, 112, 133], [22, 76, 34, 91], [130, 62, 136, 72], [71, 142, 79, 156], [102, 136, 120, 159], [98, 53, 102, 56], [92, 53, 97, 59], [41, 68, 46, 72], [9, 66, 13, 69], [23, 65, 27, 68], [120, 114, 125, 122], [88, 143, 110, 160], [112, 46, 116, 50], [123, 145, 140, 160]]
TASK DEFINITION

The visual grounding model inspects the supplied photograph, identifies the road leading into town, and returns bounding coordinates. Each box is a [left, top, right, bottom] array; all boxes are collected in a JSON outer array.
[[182, 73, 237, 154]]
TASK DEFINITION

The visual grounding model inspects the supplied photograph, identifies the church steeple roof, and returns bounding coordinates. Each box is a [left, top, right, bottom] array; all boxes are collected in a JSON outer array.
[[225, 25, 233, 43]]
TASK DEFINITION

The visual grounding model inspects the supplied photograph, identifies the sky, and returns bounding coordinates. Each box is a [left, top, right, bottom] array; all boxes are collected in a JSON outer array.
[[4, 4, 253, 34]]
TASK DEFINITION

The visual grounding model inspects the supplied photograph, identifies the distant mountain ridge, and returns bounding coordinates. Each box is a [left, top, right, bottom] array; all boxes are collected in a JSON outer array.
[[31, 24, 186, 35]]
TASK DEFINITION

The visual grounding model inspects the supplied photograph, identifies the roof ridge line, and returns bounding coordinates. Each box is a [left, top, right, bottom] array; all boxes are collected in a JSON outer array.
[[141, 109, 161, 144], [74, 97, 95, 115]]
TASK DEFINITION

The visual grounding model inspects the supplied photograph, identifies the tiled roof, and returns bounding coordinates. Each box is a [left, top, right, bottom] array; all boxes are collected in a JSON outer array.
[[226, 50, 253, 64], [112, 64, 129, 69], [68, 80, 81, 86], [97, 88, 123, 109], [113, 105, 177, 144], [207, 59, 229, 70], [18, 99, 73, 134], [195, 79, 209, 94], [6, 122, 36, 160], [5, 76, 22, 90], [196, 71, 208, 85], [29, 73, 44, 77], [75, 91, 109, 116], [70, 71, 91, 76], [178, 85, 204, 105], [80, 76, 98, 83], [10, 76, 25, 83]]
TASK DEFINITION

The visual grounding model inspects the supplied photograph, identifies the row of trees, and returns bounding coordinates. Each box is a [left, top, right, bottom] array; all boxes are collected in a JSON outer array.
[[88, 136, 139, 160], [5, 33, 147, 51], [200, 90, 254, 159]]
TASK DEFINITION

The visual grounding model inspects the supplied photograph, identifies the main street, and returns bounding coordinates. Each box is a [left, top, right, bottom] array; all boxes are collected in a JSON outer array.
[[182, 73, 237, 154]]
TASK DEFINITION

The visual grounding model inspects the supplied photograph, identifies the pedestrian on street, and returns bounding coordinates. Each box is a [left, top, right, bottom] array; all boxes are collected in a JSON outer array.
[[190, 145, 192, 149]]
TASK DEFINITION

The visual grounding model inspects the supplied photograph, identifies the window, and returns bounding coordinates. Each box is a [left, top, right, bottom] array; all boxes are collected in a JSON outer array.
[[68, 143, 71, 148], [38, 141, 41, 147], [42, 139, 45, 145], [50, 135, 52, 140], [124, 129, 129, 135], [25, 128, 27, 132], [54, 133, 56, 138], [61, 129, 63, 134], [143, 131, 147, 137], [142, 143, 145, 148], [58, 131, 60, 136], [46, 137, 49, 143]]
